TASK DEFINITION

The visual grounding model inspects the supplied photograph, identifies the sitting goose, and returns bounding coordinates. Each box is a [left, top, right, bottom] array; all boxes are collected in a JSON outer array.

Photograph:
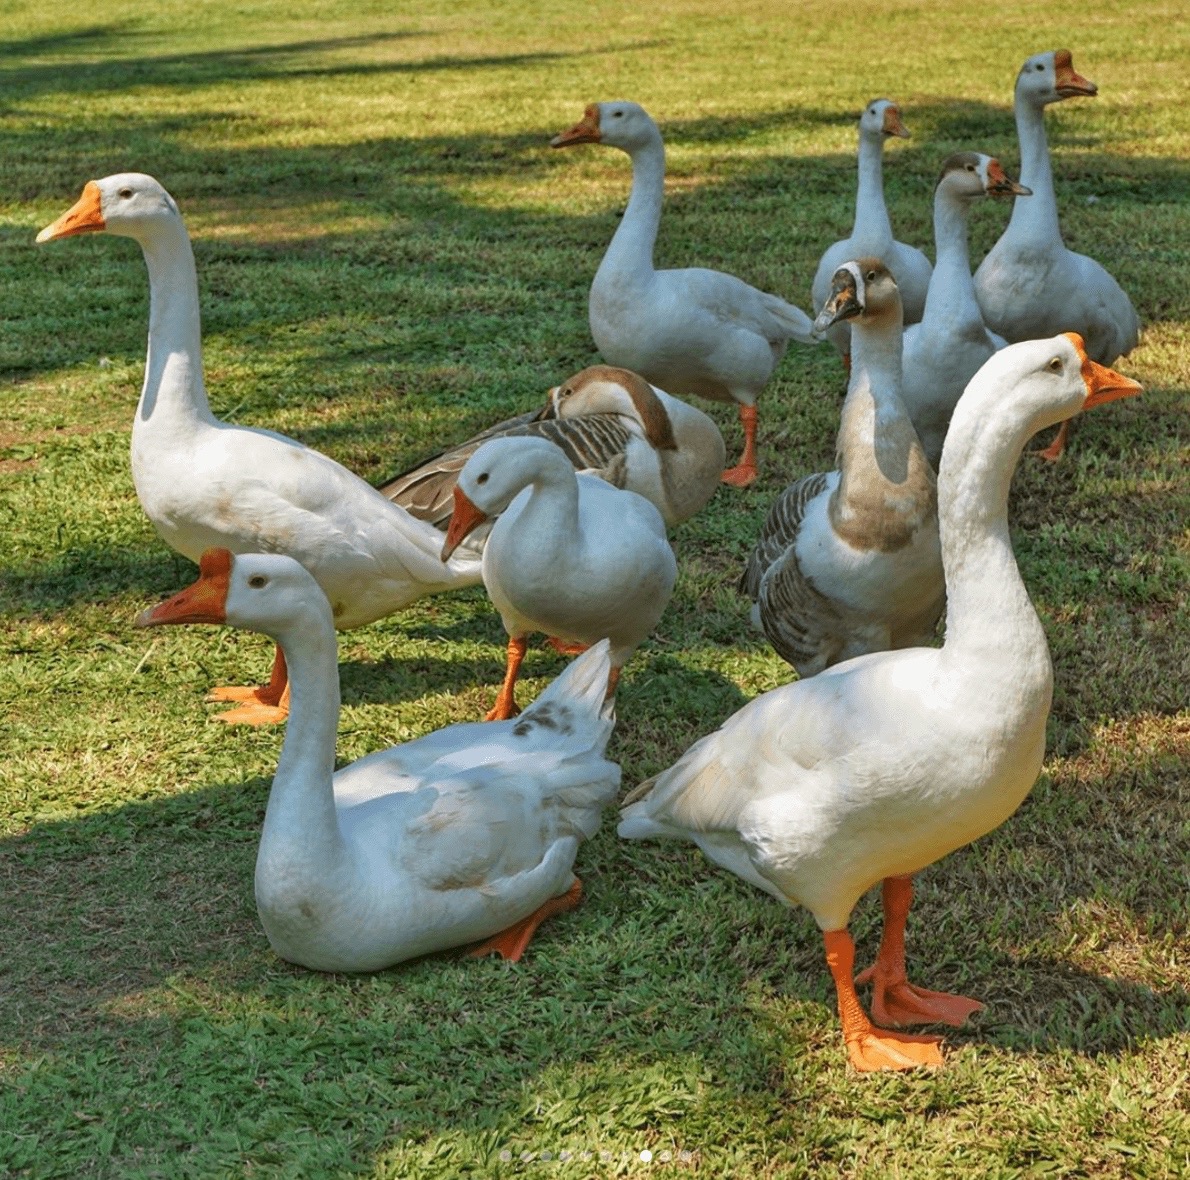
[[811, 100, 933, 362], [973, 49, 1139, 459], [37, 174, 482, 725], [621, 335, 1142, 1071], [442, 436, 677, 720], [740, 259, 943, 678], [900, 153, 1031, 468], [379, 365, 725, 541], [139, 549, 621, 969], [551, 102, 817, 487]]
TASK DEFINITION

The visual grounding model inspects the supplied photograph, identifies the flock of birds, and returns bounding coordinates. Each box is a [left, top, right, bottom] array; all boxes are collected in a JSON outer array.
[[33, 49, 1144, 1072]]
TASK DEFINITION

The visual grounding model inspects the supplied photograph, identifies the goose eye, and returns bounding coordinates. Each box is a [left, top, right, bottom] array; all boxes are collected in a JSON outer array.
[[866, 270, 877, 281], [118, 188, 133, 199], [613, 110, 623, 117], [966, 164, 976, 171], [476, 472, 489, 485], [1047, 357, 1063, 373], [248, 574, 268, 589], [1036, 63, 1044, 71]]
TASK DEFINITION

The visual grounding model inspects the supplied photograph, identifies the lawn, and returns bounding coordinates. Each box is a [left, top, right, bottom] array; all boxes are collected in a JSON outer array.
[[0, 0, 1187, 1176]]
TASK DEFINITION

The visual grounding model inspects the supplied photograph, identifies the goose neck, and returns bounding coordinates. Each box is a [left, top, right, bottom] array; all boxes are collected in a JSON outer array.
[[258, 609, 348, 873], [1008, 98, 1061, 243], [853, 131, 894, 245], [922, 188, 975, 319], [937, 401, 1050, 665], [599, 134, 665, 280], [135, 218, 216, 430]]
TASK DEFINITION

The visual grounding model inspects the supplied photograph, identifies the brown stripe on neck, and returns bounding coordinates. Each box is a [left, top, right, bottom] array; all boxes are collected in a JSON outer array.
[[569, 365, 678, 450]]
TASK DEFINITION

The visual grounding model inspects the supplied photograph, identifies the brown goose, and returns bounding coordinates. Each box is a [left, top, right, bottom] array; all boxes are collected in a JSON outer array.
[[379, 365, 724, 543], [740, 259, 943, 677]]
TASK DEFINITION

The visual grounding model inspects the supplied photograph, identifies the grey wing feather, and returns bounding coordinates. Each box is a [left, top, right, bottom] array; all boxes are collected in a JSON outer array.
[[739, 472, 829, 600], [377, 413, 637, 528]]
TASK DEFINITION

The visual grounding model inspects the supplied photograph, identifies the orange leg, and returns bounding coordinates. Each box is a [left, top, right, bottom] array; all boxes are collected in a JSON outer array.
[[1035, 419, 1070, 462], [854, 876, 983, 1028], [721, 403, 759, 488], [486, 635, 528, 721], [605, 664, 621, 703], [547, 636, 590, 657], [824, 928, 944, 1071], [467, 878, 583, 962], [208, 646, 291, 725], [843, 352, 852, 378]]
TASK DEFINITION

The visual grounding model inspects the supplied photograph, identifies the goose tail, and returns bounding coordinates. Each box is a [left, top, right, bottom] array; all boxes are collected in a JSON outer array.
[[760, 293, 819, 345]]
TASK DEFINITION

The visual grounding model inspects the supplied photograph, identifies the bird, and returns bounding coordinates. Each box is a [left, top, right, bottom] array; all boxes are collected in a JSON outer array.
[[37, 174, 482, 725], [973, 49, 1139, 460], [137, 548, 621, 969], [441, 436, 677, 720], [551, 100, 817, 487], [620, 333, 1141, 1071], [811, 99, 933, 363], [379, 364, 724, 534], [740, 259, 942, 677], [899, 152, 1030, 467]]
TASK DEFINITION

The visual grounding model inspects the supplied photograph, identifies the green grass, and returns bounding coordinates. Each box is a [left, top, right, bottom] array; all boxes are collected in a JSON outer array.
[[1, 1, 1188, 1176]]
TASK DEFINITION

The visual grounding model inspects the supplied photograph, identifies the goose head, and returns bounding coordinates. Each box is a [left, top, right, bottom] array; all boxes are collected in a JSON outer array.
[[813, 258, 902, 334], [37, 173, 181, 245], [1015, 49, 1098, 108], [859, 99, 909, 141], [541, 365, 677, 451], [136, 549, 332, 638], [551, 101, 661, 153], [937, 152, 1031, 202], [441, 436, 572, 560]]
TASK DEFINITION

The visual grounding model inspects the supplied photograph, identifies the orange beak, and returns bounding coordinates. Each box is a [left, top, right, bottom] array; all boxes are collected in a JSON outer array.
[[985, 158, 1031, 199], [36, 181, 106, 243], [441, 486, 489, 561], [136, 548, 232, 627], [1063, 333, 1143, 410], [1054, 49, 1097, 98], [550, 104, 601, 148], [882, 105, 910, 138]]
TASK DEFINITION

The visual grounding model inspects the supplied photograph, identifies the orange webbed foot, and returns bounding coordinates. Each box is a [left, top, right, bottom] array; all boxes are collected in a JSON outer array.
[[858, 972, 983, 1028], [206, 685, 262, 703], [484, 697, 521, 722], [546, 636, 590, 657], [1034, 420, 1070, 462], [467, 879, 583, 962], [720, 463, 758, 488], [214, 701, 290, 726], [845, 1027, 944, 1072]]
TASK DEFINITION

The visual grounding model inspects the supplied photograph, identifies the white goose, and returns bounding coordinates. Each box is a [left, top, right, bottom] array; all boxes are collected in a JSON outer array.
[[811, 100, 933, 361], [900, 153, 1031, 468], [551, 102, 817, 487], [441, 436, 677, 720], [380, 364, 725, 532], [138, 548, 621, 969], [622, 334, 1141, 1072], [37, 174, 481, 725], [974, 50, 1139, 459], [741, 260, 942, 677]]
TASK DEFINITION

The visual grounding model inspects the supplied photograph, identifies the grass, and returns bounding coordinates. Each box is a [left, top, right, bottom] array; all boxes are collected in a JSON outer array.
[[0, 0, 1187, 1176]]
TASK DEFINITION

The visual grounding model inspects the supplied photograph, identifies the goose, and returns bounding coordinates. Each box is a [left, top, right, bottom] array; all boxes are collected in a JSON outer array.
[[137, 548, 621, 969], [900, 153, 1031, 468], [811, 100, 933, 362], [621, 334, 1142, 1071], [37, 174, 481, 725], [379, 364, 725, 535], [441, 436, 677, 720], [740, 259, 943, 677], [974, 50, 1140, 459], [551, 102, 817, 488]]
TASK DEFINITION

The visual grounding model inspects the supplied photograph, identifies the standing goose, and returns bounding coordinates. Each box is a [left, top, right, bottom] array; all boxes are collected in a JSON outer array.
[[551, 102, 817, 488], [900, 153, 1031, 468], [139, 549, 621, 969], [740, 259, 943, 677], [811, 100, 933, 362], [380, 365, 725, 534], [37, 174, 481, 725], [621, 334, 1142, 1071], [973, 50, 1139, 459], [441, 436, 677, 721]]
